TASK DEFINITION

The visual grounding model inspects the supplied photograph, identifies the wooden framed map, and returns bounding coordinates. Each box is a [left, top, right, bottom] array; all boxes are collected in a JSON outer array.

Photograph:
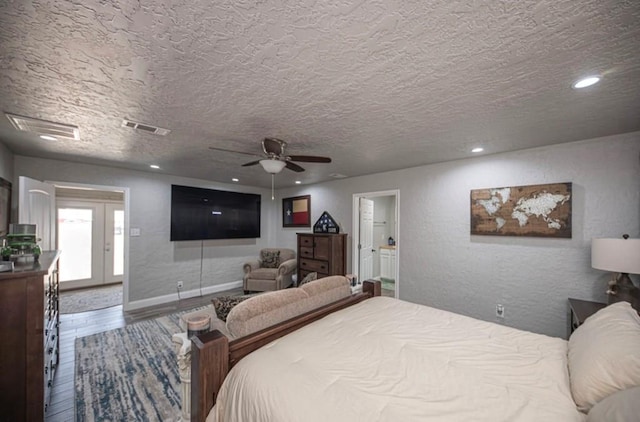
[[470, 182, 572, 238]]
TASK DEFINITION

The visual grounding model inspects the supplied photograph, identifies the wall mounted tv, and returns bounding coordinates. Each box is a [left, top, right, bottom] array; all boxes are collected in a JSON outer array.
[[170, 185, 261, 241]]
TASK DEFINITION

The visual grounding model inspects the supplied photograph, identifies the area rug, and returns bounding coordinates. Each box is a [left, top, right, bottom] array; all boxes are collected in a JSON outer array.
[[75, 307, 205, 422], [60, 284, 123, 314]]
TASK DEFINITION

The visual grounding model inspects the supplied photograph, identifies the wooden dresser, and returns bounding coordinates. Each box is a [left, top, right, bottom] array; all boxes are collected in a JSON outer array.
[[0, 251, 61, 421], [297, 233, 347, 281]]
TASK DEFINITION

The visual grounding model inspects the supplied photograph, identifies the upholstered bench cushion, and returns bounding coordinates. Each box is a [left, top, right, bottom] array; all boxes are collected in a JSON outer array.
[[226, 289, 311, 338], [301, 275, 351, 309]]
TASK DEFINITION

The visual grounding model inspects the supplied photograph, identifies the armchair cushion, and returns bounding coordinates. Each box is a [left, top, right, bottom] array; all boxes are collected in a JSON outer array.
[[261, 250, 280, 268], [249, 268, 279, 280]]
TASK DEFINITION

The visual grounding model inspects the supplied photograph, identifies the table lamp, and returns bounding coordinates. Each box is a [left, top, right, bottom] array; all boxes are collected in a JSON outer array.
[[591, 234, 640, 307]]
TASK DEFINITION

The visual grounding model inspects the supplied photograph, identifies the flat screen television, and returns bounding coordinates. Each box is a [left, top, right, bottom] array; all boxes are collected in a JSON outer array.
[[170, 185, 261, 241]]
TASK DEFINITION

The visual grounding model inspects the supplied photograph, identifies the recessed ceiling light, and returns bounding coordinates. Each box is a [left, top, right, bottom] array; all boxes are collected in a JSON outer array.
[[572, 76, 601, 89], [295, 181, 301, 184], [150, 164, 160, 169], [232, 178, 239, 182], [471, 147, 484, 153], [39, 135, 58, 141]]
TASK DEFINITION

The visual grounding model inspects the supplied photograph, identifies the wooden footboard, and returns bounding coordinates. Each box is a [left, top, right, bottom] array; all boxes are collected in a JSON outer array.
[[190, 280, 381, 422]]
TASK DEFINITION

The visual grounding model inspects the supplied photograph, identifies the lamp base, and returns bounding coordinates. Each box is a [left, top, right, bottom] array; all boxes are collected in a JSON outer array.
[[607, 273, 640, 310]]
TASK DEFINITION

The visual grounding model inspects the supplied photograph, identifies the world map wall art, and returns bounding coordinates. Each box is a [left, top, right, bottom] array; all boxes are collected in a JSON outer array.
[[470, 182, 572, 238]]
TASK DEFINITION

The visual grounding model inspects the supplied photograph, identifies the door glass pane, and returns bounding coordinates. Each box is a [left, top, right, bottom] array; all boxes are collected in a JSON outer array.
[[113, 210, 124, 276], [58, 208, 93, 282]]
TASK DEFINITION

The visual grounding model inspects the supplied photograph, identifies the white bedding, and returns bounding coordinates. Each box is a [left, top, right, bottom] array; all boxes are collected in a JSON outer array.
[[208, 297, 585, 422]]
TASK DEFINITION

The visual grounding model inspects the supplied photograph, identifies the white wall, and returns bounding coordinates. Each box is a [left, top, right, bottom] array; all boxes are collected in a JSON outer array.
[[0, 141, 13, 181], [276, 131, 640, 338], [14, 156, 275, 309]]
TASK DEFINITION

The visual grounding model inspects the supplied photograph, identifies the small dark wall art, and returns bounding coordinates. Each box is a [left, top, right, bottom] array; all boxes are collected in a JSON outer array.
[[282, 195, 311, 227], [471, 182, 572, 238]]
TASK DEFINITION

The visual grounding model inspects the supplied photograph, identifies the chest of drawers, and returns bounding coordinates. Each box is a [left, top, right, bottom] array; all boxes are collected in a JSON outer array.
[[297, 233, 347, 282]]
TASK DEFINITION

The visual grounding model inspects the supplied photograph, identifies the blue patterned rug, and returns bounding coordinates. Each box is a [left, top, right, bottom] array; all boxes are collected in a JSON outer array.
[[75, 308, 205, 421]]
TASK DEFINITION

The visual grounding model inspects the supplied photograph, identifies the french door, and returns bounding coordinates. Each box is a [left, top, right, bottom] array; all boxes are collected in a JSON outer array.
[[57, 200, 124, 290]]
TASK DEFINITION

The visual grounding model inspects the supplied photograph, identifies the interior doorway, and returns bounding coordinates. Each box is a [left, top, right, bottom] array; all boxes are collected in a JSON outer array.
[[352, 190, 399, 298], [55, 186, 125, 292]]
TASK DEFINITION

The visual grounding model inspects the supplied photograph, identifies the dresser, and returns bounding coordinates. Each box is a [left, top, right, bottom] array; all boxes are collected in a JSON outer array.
[[297, 233, 347, 281], [0, 251, 61, 421]]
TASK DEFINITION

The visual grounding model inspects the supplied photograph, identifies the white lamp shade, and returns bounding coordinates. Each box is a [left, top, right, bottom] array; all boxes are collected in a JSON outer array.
[[591, 238, 640, 274], [259, 159, 286, 174]]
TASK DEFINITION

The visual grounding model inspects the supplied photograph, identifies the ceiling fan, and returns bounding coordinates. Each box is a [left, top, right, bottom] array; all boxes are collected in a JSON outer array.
[[209, 137, 331, 174]]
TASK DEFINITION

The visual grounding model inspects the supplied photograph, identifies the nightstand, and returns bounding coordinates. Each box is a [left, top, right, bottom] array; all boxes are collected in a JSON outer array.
[[568, 298, 606, 337]]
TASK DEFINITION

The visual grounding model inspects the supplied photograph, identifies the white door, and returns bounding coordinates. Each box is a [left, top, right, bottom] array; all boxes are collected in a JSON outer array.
[[18, 176, 56, 250], [105, 203, 125, 284], [57, 200, 123, 290], [358, 198, 374, 282]]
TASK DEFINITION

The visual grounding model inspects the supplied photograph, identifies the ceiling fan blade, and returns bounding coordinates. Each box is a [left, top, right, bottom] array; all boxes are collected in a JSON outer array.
[[209, 146, 263, 158], [263, 137, 285, 156], [242, 160, 261, 167], [287, 155, 332, 163], [285, 161, 305, 172]]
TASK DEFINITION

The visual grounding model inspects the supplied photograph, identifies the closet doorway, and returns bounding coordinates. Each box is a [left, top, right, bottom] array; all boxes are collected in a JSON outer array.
[[56, 188, 124, 291], [352, 190, 399, 298]]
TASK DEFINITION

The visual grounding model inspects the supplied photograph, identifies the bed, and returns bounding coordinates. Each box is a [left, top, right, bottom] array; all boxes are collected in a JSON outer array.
[[190, 281, 640, 422]]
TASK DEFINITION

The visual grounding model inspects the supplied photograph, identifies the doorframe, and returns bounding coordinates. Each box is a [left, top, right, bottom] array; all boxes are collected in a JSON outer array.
[[352, 189, 400, 297], [47, 180, 130, 309]]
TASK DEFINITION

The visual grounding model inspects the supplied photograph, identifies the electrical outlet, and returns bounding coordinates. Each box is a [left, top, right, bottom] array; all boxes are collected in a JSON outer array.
[[177, 281, 183, 289], [496, 304, 505, 318]]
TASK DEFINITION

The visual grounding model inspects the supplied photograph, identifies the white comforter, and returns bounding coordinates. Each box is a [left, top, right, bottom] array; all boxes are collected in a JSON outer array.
[[209, 297, 585, 422]]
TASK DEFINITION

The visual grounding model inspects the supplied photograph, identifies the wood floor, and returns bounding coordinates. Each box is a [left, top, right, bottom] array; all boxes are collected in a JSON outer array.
[[46, 284, 393, 421], [45, 288, 242, 422]]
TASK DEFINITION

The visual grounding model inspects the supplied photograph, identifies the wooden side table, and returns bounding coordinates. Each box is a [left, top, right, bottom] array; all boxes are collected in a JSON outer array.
[[568, 298, 606, 337]]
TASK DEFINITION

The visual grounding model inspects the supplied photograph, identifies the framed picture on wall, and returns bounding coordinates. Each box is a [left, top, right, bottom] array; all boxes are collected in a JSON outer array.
[[0, 177, 11, 238], [282, 195, 311, 227]]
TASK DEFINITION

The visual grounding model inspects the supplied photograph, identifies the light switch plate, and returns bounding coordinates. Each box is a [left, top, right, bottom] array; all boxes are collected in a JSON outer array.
[[130, 228, 141, 237]]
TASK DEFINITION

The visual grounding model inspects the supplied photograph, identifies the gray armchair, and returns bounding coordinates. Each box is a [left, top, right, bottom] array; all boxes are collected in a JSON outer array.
[[243, 248, 297, 293]]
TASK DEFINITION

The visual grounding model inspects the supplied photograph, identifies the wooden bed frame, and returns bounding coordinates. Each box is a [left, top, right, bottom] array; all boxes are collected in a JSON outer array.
[[190, 280, 382, 422]]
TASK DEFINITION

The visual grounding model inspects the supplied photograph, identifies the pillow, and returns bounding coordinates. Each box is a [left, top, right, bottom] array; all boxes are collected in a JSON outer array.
[[587, 386, 640, 422], [212, 294, 255, 322], [261, 250, 280, 268], [298, 272, 317, 286], [568, 301, 640, 412]]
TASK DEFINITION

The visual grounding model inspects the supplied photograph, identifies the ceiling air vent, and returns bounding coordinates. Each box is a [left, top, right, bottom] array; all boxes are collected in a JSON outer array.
[[121, 119, 171, 136], [5, 113, 80, 140]]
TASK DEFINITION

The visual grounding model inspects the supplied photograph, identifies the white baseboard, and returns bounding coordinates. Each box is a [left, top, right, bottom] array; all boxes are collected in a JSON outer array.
[[124, 280, 243, 312]]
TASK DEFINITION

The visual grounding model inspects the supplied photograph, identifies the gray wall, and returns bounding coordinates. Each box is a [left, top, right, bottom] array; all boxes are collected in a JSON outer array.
[[276, 131, 640, 338], [14, 156, 274, 307], [9, 131, 640, 337]]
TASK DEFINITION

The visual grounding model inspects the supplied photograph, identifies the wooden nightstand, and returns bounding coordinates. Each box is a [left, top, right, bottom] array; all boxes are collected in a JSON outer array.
[[568, 298, 606, 337]]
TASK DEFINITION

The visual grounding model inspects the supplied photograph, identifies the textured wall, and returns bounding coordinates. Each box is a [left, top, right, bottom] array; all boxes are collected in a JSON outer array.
[[277, 131, 640, 338], [13, 156, 273, 305]]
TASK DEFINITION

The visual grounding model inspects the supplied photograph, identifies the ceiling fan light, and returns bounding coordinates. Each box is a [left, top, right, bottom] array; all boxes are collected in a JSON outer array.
[[259, 159, 286, 174]]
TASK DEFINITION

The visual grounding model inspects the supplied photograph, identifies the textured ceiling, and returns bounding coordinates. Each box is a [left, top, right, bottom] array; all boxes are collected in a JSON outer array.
[[0, 0, 639, 188]]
